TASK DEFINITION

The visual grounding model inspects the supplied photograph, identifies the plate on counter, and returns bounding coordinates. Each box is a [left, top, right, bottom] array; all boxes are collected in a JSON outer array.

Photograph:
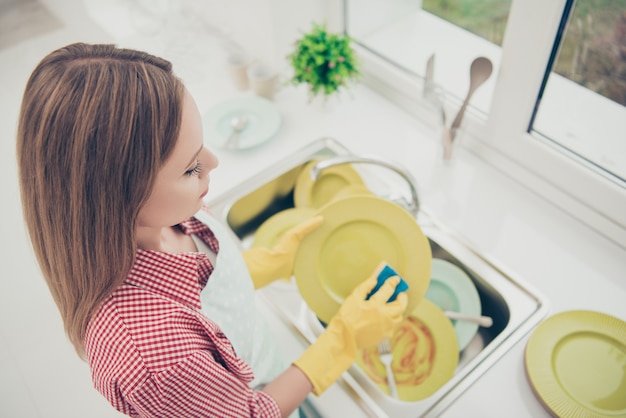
[[294, 159, 366, 209], [425, 259, 481, 351], [355, 299, 459, 401], [525, 310, 626, 418], [294, 194, 432, 325], [203, 96, 281, 150]]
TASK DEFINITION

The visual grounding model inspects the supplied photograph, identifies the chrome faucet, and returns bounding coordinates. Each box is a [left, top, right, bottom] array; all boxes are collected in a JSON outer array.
[[309, 155, 420, 217]]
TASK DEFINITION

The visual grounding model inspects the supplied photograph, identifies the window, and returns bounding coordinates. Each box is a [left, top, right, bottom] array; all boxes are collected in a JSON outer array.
[[532, 1, 626, 183], [330, 0, 626, 248]]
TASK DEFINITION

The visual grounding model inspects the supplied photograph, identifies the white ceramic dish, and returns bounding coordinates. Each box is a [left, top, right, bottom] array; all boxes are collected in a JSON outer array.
[[203, 96, 281, 150]]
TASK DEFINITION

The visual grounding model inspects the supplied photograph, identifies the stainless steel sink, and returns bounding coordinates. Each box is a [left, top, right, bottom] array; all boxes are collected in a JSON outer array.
[[207, 137, 549, 417]]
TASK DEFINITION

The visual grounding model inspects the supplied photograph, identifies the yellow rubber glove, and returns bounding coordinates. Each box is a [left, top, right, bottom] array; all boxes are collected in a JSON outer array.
[[293, 263, 408, 395], [243, 216, 323, 289]]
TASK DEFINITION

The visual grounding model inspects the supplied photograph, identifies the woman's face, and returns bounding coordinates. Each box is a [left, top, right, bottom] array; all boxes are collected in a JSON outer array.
[[137, 89, 218, 228]]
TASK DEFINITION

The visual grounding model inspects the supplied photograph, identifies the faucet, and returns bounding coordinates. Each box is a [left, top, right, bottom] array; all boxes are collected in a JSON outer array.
[[309, 155, 420, 217]]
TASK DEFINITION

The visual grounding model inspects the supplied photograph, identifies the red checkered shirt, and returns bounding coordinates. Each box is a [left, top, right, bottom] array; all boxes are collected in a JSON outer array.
[[84, 216, 281, 417]]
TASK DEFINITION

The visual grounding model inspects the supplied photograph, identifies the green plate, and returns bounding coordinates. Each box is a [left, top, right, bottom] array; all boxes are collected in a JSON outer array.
[[426, 259, 481, 351], [355, 300, 459, 401], [203, 96, 281, 150], [252, 208, 317, 249], [294, 194, 432, 325], [294, 159, 366, 209], [525, 310, 626, 417]]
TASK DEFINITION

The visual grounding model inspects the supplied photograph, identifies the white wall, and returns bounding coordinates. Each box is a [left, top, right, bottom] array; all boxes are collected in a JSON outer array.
[[187, 0, 325, 69]]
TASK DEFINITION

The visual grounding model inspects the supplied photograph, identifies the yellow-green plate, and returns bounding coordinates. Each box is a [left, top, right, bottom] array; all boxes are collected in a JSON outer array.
[[328, 183, 374, 203], [525, 310, 626, 417], [355, 299, 459, 401], [294, 159, 366, 209], [294, 194, 432, 325], [252, 208, 317, 249]]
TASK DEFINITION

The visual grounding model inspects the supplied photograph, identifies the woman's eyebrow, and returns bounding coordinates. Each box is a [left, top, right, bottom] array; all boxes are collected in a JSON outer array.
[[185, 145, 203, 167]]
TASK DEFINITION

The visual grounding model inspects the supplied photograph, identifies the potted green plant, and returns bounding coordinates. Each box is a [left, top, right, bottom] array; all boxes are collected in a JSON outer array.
[[287, 23, 360, 101]]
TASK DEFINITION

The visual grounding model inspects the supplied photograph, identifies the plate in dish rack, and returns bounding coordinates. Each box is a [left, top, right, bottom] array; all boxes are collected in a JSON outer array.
[[525, 310, 626, 418]]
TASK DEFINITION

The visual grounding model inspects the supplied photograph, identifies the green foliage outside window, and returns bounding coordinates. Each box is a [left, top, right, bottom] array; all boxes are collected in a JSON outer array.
[[287, 23, 360, 99], [423, 0, 626, 105]]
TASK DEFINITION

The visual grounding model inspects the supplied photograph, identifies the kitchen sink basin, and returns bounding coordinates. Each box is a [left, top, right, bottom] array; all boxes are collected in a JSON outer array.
[[207, 137, 549, 417]]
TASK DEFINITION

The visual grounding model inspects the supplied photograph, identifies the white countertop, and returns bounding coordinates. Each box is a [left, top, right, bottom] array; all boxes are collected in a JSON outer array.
[[1, 1, 625, 417]]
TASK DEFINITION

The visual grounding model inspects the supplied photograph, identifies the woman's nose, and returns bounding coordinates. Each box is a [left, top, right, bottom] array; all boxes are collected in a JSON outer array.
[[201, 147, 219, 174]]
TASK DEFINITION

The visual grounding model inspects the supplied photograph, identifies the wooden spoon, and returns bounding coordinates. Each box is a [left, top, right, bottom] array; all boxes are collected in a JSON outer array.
[[449, 57, 493, 140]]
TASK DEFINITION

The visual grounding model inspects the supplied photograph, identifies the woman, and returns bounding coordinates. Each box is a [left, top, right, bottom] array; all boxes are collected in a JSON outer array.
[[16, 42, 407, 417]]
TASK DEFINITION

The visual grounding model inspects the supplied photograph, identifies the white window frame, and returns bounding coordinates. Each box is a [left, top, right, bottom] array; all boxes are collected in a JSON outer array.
[[326, 0, 626, 248]]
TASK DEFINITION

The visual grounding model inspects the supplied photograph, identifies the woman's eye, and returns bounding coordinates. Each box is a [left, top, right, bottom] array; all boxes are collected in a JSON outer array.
[[185, 160, 203, 177]]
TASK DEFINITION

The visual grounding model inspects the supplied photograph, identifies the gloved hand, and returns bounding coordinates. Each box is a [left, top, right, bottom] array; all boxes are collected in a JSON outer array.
[[293, 263, 408, 395], [243, 216, 323, 289]]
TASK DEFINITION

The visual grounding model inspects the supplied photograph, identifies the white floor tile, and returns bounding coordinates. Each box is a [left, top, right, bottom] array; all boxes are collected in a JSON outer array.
[[13, 328, 123, 418], [0, 349, 41, 418], [0, 0, 64, 50]]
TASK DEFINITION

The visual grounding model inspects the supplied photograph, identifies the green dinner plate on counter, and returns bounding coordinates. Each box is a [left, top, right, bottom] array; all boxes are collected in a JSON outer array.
[[203, 97, 281, 150], [525, 310, 626, 417]]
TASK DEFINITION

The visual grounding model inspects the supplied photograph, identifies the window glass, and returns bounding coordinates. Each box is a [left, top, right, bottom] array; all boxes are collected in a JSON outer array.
[[346, 0, 513, 116], [531, 0, 626, 183], [422, 0, 509, 46], [342, 0, 626, 242], [347, 0, 625, 184]]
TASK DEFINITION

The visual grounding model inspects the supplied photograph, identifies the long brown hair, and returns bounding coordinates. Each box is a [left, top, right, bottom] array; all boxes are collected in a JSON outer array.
[[16, 43, 185, 356]]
